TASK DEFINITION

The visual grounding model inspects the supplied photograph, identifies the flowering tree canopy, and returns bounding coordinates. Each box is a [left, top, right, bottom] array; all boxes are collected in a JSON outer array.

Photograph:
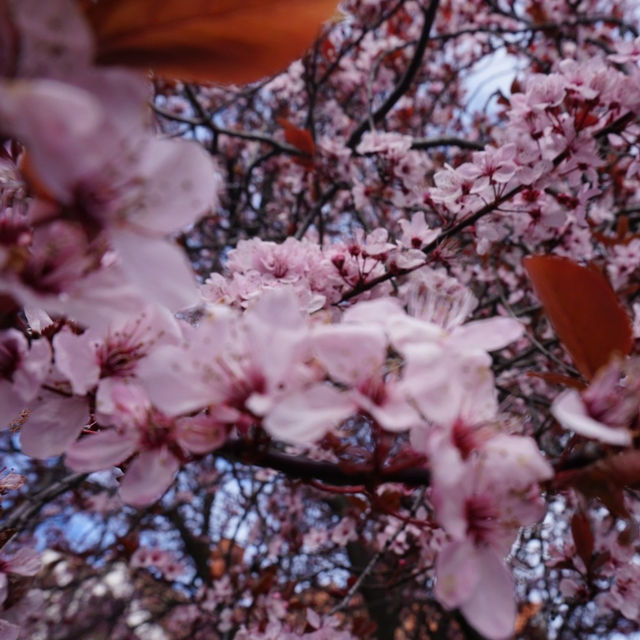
[[3, 0, 640, 638]]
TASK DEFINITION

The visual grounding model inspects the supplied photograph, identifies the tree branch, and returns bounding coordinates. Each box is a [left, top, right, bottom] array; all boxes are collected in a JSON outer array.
[[214, 440, 431, 488], [347, 0, 440, 149], [0, 472, 87, 547], [411, 136, 485, 151]]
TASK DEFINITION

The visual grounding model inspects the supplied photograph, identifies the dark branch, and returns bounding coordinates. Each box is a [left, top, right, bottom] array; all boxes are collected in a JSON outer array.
[[411, 136, 485, 151], [215, 440, 431, 488], [347, 0, 440, 149]]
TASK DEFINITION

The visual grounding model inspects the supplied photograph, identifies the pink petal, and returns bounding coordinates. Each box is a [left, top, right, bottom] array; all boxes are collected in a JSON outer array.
[[119, 448, 179, 506], [552, 389, 632, 446], [27, 262, 153, 333], [0, 79, 109, 201], [355, 386, 420, 432], [0, 618, 19, 640], [264, 384, 356, 444], [243, 288, 308, 388], [175, 414, 227, 454], [137, 317, 233, 416], [65, 429, 138, 472], [2, 330, 51, 402], [460, 549, 516, 640], [134, 138, 219, 233], [53, 328, 99, 395], [110, 230, 200, 311], [11, 0, 93, 78], [311, 324, 386, 385], [3, 548, 41, 577], [435, 539, 481, 609], [342, 298, 404, 325], [20, 394, 88, 458], [386, 315, 444, 353], [482, 434, 554, 489], [449, 317, 523, 352]]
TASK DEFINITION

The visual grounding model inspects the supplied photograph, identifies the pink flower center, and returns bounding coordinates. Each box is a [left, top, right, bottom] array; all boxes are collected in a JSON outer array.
[[359, 377, 387, 406], [99, 337, 146, 378], [452, 420, 477, 460], [139, 412, 175, 450], [465, 494, 499, 546]]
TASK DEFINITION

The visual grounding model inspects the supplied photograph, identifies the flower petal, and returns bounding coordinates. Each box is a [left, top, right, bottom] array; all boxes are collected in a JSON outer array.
[[460, 549, 516, 640], [20, 394, 88, 458], [263, 384, 355, 444], [119, 448, 179, 506], [65, 429, 138, 472], [552, 389, 632, 446]]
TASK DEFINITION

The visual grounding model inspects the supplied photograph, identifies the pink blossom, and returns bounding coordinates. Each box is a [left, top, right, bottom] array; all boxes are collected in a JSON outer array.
[[552, 358, 640, 446], [66, 383, 226, 506], [435, 539, 515, 640], [609, 36, 640, 64], [431, 433, 552, 638], [0, 546, 40, 640], [263, 383, 355, 444], [0, 329, 50, 431], [313, 304, 422, 431], [0, 76, 218, 311], [398, 268, 477, 329], [53, 305, 181, 405], [141, 288, 315, 427], [397, 212, 439, 250]]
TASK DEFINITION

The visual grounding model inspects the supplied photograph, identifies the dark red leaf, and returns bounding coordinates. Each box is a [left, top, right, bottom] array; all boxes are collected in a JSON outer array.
[[82, 0, 339, 83], [571, 511, 594, 571], [524, 255, 633, 379], [277, 118, 315, 168], [525, 371, 587, 390]]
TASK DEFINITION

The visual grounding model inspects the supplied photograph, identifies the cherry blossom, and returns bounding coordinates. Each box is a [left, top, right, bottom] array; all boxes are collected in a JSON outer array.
[[3, 0, 640, 637], [552, 358, 640, 446]]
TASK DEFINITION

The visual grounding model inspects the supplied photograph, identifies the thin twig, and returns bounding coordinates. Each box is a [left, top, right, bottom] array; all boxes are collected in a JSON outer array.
[[329, 487, 426, 614], [347, 0, 440, 149]]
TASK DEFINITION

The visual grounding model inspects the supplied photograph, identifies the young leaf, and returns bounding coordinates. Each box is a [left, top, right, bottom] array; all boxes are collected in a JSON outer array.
[[277, 118, 315, 168], [277, 118, 315, 156], [524, 255, 633, 380], [570, 510, 594, 571], [82, 0, 340, 83]]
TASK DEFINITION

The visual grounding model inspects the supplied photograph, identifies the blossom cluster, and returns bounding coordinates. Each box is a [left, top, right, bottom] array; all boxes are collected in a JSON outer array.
[[4, 0, 640, 638], [428, 55, 640, 253]]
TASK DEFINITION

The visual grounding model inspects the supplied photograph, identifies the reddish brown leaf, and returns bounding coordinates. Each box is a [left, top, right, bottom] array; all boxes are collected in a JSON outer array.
[[277, 118, 315, 168], [597, 450, 640, 488], [563, 467, 629, 519], [82, 0, 340, 83], [251, 564, 277, 595], [525, 371, 587, 390], [556, 451, 640, 519], [571, 510, 594, 570], [277, 118, 315, 156], [524, 255, 633, 379], [515, 603, 542, 634]]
